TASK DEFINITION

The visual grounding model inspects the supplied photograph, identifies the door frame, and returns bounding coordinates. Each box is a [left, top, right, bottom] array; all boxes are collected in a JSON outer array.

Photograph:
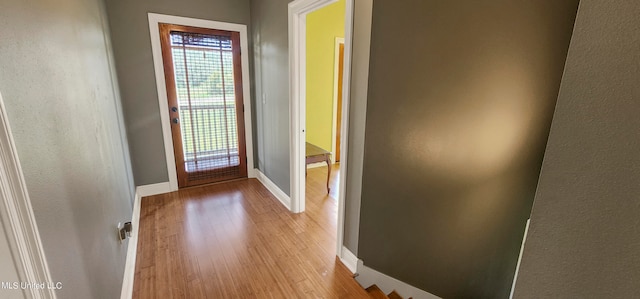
[[158, 23, 248, 188], [331, 37, 345, 161], [288, 0, 355, 259], [0, 92, 56, 298], [148, 13, 256, 191]]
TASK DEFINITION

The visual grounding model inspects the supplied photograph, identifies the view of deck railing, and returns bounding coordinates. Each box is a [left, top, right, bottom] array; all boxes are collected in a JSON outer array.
[[178, 100, 239, 171]]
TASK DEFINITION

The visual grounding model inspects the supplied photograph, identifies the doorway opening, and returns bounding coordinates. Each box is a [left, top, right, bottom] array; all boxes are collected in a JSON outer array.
[[159, 24, 247, 188], [149, 14, 255, 192], [288, 0, 355, 262]]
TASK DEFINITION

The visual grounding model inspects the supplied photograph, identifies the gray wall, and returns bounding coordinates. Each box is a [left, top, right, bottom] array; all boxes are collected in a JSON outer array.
[[104, 0, 251, 186], [357, 0, 578, 298], [343, 0, 373, 253], [250, 0, 292, 194], [0, 0, 135, 297], [513, 0, 640, 297]]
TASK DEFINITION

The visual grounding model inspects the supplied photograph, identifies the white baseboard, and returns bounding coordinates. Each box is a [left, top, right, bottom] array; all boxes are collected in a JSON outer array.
[[339, 246, 358, 274], [306, 161, 331, 169], [355, 264, 440, 299], [120, 191, 142, 299], [136, 182, 172, 197], [255, 169, 291, 210], [510, 219, 531, 299]]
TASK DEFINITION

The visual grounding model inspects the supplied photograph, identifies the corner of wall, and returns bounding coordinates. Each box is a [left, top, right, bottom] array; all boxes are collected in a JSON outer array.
[[255, 169, 292, 210]]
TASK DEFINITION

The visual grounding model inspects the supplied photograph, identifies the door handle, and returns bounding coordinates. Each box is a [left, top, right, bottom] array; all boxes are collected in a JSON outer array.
[[172, 118, 179, 124]]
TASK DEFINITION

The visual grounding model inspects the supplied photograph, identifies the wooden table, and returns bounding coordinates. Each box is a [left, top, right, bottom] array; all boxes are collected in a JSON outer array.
[[305, 142, 331, 193]]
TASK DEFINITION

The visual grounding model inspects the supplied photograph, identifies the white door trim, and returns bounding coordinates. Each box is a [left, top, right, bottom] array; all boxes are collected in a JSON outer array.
[[331, 37, 345, 160], [289, 0, 355, 260], [510, 219, 531, 299], [288, 0, 336, 214], [0, 92, 57, 299], [148, 13, 256, 192], [336, 0, 355, 262]]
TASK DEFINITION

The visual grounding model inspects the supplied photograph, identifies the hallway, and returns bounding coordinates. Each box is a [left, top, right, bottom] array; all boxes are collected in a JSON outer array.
[[133, 165, 367, 298]]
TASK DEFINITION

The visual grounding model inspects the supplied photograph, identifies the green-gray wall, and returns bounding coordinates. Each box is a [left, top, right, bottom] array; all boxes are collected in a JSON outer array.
[[513, 0, 640, 297], [0, 0, 134, 297], [104, 0, 251, 186], [250, 0, 292, 194], [357, 0, 578, 298]]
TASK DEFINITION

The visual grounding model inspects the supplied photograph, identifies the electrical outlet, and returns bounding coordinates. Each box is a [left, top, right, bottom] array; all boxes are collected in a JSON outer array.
[[117, 222, 125, 243], [123, 222, 132, 238], [117, 221, 133, 243]]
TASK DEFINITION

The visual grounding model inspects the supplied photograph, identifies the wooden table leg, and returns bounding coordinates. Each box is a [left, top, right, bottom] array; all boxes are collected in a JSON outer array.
[[326, 155, 331, 193]]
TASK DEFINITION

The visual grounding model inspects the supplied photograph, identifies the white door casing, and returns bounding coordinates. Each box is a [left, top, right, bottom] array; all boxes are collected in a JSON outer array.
[[0, 91, 57, 299], [288, 0, 356, 260], [148, 13, 256, 191]]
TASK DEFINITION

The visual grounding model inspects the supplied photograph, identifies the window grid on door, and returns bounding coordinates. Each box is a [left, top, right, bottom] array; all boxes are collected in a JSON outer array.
[[169, 30, 240, 180]]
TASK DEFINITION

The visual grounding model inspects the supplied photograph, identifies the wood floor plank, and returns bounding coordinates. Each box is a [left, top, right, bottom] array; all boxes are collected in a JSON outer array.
[[132, 165, 369, 299]]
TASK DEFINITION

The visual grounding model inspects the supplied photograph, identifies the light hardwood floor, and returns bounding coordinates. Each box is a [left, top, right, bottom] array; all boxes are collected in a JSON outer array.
[[132, 164, 369, 298]]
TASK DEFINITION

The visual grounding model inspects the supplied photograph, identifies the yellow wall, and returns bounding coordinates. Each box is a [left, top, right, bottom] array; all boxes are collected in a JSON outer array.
[[306, 0, 345, 152]]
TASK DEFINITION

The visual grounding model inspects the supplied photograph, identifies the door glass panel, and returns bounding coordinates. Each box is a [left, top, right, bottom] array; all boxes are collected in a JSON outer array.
[[169, 31, 241, 182]]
